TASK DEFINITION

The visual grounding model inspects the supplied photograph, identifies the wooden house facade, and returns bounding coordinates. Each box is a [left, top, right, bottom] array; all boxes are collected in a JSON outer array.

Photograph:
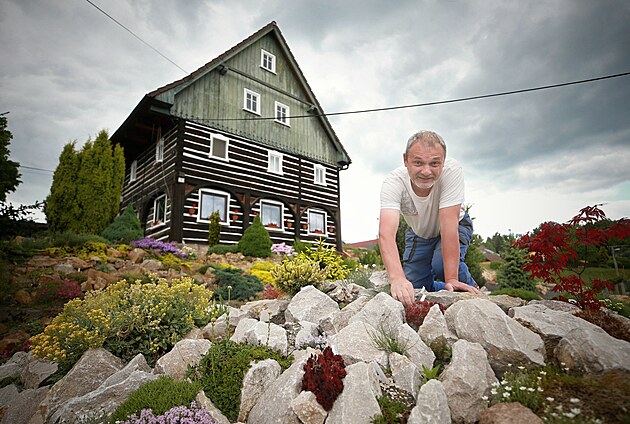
[[111, 22, 351, 250]]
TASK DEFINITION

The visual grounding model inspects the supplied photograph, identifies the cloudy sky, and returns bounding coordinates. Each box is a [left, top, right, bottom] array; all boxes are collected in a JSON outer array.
[[2, 0, 629, 243]]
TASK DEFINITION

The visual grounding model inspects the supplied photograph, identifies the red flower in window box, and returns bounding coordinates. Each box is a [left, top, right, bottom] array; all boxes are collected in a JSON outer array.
[[313, 229, 324, 234], [266, 222, 279, 229]]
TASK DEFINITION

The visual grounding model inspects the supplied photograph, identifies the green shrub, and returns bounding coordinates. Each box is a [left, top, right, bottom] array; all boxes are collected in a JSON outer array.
[[213, 267, 264, 301], [48, 230, 109, 248], [30, 277, 214, 372], [489, 261, 503, 270], [298, 238, 350, 281], [292, 237, 311, 254], [372, 396, 406, 424], [207, 244, 240, 255], [208, 210, 221, 247], [238, 216, 272, 257], [109, 376, 201, 423], [189, 339, 292, 421], [497, 244, 534, 291], [464, 241, 487, 287], [271, 256, 326, 295], [490, 287, 541, 302], [359, 248, 382, 267], [101, 204, 143, 244]]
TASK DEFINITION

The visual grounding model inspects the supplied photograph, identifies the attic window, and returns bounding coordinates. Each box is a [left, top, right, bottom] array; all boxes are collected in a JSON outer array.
[[244, 89, 261, 115], [261, 49, 276, 73], [275, 102, 290, 126], [210, 134, 229, 160]]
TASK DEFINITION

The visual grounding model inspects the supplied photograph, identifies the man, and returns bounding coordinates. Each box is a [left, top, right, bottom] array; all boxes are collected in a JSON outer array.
[[379, 130, 481, 306]]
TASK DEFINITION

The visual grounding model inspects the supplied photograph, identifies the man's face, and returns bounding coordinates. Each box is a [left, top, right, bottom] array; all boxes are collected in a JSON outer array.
[[403, 141, 445, 193]]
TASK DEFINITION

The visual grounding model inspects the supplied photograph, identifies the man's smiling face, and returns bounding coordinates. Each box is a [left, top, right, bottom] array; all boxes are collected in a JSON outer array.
[[403, 141, 445, 195]]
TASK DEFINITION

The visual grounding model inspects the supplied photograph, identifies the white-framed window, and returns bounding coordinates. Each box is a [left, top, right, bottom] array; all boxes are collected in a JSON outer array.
[[314, 164, 326, 185], [261, 200, 283, 230], [198, 189, 230, 223], [152, 194, 167, 227], [155, 137, 164, 162], [130, 160, 137, 182], [244, 88, 261, 115], [260, 49, 276, 73], [268, 150, 283, 175], [210, 134, 229, 160], [274, 101, 290, 126], [308, 209, 327, 235]]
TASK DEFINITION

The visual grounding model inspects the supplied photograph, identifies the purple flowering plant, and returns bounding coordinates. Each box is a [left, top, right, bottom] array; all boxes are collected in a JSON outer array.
[[119, 402, 218, 424], [271, 242, 294, 256], [131, 237, 189, 258]]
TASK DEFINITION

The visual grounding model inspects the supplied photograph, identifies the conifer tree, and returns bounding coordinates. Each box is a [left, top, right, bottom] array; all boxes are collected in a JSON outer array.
[[45, 142, 80, 232], [46, 130, 125, 234]]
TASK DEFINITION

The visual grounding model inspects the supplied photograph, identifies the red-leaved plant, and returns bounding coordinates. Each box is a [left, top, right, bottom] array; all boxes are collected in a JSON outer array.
[[516, 204, 630, 312], [405, 300, 447, 331], [302, 346, 347, 411]]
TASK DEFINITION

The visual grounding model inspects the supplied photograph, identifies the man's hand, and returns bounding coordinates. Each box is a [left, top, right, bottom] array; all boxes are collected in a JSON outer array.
[[390, 276, 416, 306], [445, 279, 481, 294]]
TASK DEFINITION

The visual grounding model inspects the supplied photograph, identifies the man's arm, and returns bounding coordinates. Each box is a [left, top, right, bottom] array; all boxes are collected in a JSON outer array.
[[379, 208, 415, 306], [438, 205, 480, 294]]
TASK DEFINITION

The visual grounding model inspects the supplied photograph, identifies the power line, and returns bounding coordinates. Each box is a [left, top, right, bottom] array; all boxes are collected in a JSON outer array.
[[21, 165, 53, 173], [84, 0, 188, 75], [193, 70, 630, 122]]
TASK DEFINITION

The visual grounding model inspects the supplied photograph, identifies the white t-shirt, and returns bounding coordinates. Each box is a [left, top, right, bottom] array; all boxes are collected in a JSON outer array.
[[380, 158, 465, 239]]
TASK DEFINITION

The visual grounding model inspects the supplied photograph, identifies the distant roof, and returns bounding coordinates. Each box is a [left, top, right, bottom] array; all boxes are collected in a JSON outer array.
[[344, 239, 379, 250], [480, 247, 505, 262]]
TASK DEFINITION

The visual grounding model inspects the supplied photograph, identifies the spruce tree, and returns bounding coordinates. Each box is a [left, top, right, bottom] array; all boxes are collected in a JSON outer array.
[[45, 142, 80, 232], [497, 244, 534, 291], [238, 215, 272, 257], [208, 210, 221, 246], [102, 204, 142, 244]]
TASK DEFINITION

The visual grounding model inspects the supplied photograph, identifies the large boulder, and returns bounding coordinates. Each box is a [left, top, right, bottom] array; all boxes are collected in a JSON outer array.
[[326, 361, 383, 424], [284, 285, 339, 325], [408, 379, 451, 424], [445, 298, 545, 375], [155, 338, 212, 380]]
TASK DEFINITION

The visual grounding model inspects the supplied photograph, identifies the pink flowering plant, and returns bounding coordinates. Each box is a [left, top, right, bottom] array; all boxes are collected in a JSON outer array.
[[119, 402, 218, 424], [35, 279, 83, 308], [271, 242, 295, 256]]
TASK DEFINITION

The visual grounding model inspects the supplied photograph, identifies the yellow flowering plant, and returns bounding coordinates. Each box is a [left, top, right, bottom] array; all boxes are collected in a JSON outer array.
[[30, 276, 215, 373]]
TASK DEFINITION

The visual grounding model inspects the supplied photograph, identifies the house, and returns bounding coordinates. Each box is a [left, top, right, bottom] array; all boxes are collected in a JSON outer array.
[[111, 22, 351, 250]]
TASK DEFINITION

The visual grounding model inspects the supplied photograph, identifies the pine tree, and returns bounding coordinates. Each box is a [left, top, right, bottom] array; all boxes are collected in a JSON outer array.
[[497, 244, 534, 291], [0, 115, 21, 202], [45, 142, 80, 232]]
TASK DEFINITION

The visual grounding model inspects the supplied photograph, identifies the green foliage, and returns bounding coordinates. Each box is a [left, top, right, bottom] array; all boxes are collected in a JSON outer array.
[[420, 364, 441, 384], [238, 216, 272, 257], [270, 256, 326, 295], [206, 244, 239, 255], [292, 237, 311, 254], [372, 396, 406, 424], [367, 321, 413, 355], [208, 210, 221, 247], [490, 287, 542, 302], [101, 204, 142, 244], [465, 236, 487, 287], [45, 240, 110, 263], [0, 115, 21, 203], [489, 260, 503, 270], [109, 376, 201, 423], [359, 247, 383, 267], [497, 244, 535, 291], [395, 214, 409, 261], [297, 238, 350, 281], [429, 336, 452, 370], [213, 267, 264, 301], [30, 277, 213, 372], [344, 266, 375, 288], [45, 130, 125, 234], [189, 339, 292, 421]]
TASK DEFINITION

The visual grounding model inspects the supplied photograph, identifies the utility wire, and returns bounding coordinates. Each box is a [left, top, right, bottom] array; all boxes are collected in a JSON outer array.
[[21, 165, 53, 173], [196, 71, 630, 121], [84, 0, 188, 75]]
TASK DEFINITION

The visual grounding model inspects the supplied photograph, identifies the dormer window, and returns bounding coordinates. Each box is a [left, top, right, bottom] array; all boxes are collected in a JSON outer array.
[[275, 102, 290, 126], [244, 89, 261, 115], [261, 49, 276, 73]]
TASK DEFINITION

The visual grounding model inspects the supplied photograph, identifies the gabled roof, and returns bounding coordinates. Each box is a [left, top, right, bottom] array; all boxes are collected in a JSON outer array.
[[147, 21, 350, 166]]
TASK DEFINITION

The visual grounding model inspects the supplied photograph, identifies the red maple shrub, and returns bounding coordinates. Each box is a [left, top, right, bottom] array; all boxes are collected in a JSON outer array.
[[405, 300, 447, 331], [516, 204, 630, 312], [302, 346, 347, 411]]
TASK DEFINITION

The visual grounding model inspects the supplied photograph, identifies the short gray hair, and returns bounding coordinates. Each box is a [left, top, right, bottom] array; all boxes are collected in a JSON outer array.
[[405, 131, 447, 156]]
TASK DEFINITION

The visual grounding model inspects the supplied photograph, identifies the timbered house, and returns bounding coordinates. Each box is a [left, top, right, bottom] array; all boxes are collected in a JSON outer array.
[[111, 22, 351, 250]]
